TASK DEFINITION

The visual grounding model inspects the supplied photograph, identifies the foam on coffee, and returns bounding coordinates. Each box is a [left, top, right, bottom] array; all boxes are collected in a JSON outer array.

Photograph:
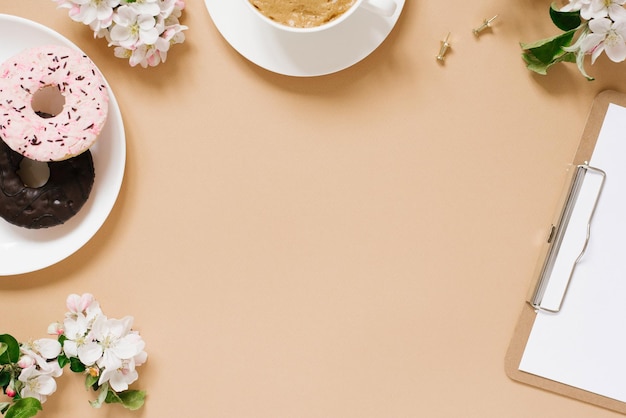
[[249, 0, 357, 28]]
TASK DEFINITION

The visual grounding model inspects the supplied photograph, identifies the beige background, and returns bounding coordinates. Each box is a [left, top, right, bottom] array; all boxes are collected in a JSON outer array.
[[2, 0, 626, 416]]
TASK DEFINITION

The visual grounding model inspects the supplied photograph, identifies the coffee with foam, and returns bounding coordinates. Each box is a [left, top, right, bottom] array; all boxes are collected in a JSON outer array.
[[249, 0, 357, 28]]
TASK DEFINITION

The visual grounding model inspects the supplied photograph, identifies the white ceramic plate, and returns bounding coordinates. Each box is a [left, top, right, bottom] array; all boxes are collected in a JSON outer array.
[[204, 0, 405, 77], [0, 14, 126, 276]]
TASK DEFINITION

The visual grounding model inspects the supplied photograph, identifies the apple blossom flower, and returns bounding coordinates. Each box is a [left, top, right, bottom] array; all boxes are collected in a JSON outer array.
[[91, 316, 145, 370], [18, 367, 58, 403], [581, 16, 626, 62], [578, 0, 626, 20], [98, 357, 139, 392], [21, 338, 62, 361], [20, 338, 64, 377], [125, 21, 184, 67], [110, 5, 159, 49], [63, 314, 103, 366], [122, 43, 156, 67], [16, 340, 63, 404]]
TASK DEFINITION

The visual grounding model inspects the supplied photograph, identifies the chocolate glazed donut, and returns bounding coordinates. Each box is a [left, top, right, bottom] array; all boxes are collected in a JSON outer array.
[[0, 136, 95, 229]]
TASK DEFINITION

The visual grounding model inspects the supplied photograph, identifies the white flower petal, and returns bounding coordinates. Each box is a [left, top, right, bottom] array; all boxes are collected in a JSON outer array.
[[35, 338, 62, 359], [113, 334, 145, 359], [591, 43, 605, 63], [110, 24, 132, 43], [63, 340, 79, 358], [64, 315, 89, 338], [589, 17, 613, 34], [140, 27, 159, 45], [99, 349, 123, 370], [18, 366, 39, 382], [134, 350, 148, 366], [35, 375, 57, 396], [131, 2, 161, 16], [78, 342, 103, 366], [580, 32, 606, 53], [605, 39, 626, 61], [110, 368, 138, 392], [609, 3, 626, 19], [21, 388, 45, 402], [113, 5, 135, 25], [40, 360, 63, 378]]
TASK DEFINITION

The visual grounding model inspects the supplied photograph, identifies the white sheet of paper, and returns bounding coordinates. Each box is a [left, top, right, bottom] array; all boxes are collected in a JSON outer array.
[[519, 103, 626, 402]]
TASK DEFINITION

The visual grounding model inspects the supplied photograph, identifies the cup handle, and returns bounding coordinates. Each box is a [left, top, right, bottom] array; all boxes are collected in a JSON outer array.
[[361, 0, 397, 17]]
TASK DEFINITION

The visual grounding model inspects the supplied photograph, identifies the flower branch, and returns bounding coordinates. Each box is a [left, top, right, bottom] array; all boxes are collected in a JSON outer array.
[[53, 0, 188, 68], [521, 0, 626, 80], [0, 294, 147, 418]]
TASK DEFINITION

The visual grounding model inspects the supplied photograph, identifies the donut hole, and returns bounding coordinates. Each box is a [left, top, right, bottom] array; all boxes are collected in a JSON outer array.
[[17, 158, 50, 188], [31, 85, 65, 118]]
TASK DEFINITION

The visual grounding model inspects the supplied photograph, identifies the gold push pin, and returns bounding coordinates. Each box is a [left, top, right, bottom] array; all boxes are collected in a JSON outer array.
[[473, 15, 498, 36], [436, 32, 451, 62]]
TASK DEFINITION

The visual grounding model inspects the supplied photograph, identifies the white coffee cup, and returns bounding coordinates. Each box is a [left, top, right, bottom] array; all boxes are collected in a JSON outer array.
[[245, 0, 398, 33]]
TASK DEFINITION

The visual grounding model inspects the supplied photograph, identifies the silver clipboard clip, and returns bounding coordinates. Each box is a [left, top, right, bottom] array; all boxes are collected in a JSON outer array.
[[529, 164, 607, 313]]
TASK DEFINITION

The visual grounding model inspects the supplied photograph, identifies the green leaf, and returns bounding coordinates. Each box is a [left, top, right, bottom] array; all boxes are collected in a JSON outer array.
[[0, 342, 7, 358], [0, 402, 10, 414], [520, 29, 577, 64], [89, 385, 108, 409], [104, 389, 121, 405], [4, 398, 42, 418], [85, 373, 99, 391], [561, 52, 577, 63], [57, 354, 69, 369], [522, 48, 576, 75], [0, 370, 10, 387], [69, 357, 86, 373], [549, 3, 581, 31], [522, 49, 577, 75], [0, 335, 20, 365], [105, 389, 146, 411]]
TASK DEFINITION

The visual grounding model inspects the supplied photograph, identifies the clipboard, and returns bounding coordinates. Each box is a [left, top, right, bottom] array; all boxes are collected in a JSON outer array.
[[505, 90, 626, 414]]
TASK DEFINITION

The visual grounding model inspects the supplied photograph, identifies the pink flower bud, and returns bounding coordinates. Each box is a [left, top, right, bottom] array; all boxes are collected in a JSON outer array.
[[17, 355, 35, 369], [66, 293, 94, 314], [5, 387, 16, 398], [47, 322, 64, 336]]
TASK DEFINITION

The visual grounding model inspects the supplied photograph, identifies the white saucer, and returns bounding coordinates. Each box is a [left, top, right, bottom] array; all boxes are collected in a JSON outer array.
[[204, 0, 405, 77], [0, 14, 126, 276]]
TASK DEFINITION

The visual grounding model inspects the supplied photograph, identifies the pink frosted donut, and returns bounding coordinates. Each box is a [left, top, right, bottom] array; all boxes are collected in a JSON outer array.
[[0, 45, 108, 162]]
